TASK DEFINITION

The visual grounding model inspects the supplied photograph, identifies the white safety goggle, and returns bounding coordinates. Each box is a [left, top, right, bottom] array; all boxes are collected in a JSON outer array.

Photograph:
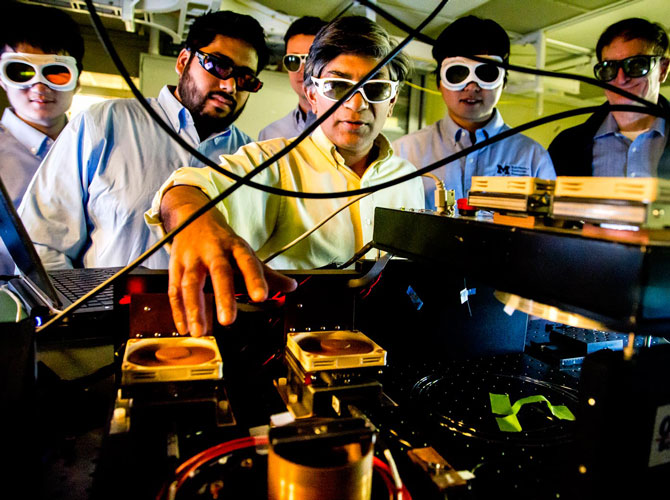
[[0, 52, 79, 92], [311, 77, 399, 104], [440, 55, 504, 91]]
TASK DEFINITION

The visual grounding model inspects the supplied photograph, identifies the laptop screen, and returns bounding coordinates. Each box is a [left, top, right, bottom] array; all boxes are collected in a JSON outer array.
[[0, 176, 61, 307]]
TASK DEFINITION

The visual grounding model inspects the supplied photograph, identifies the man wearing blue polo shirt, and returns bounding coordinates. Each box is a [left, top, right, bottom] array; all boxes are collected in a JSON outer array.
[[393, 16, 555, 211]]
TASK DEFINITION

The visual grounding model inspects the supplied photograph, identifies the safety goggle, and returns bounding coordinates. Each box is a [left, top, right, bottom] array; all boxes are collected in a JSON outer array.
[[593, 55, 661, 82], [0, 52, 78, 91], [283, 53, 308, 73], [310, 77, 399, 104], [440, 55, 504, 91], [192, 48, 263, 93]]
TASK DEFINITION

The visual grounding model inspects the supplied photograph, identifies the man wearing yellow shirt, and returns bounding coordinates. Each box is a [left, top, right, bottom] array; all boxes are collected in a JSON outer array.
[[148, 16, 424, 336]]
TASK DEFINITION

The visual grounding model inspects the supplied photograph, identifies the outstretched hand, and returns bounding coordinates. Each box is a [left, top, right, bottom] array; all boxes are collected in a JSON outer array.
[[161, 186, 297, 336]]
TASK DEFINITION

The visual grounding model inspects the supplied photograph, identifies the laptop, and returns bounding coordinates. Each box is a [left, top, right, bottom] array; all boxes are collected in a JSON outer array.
[[0, 176, 120, 323]]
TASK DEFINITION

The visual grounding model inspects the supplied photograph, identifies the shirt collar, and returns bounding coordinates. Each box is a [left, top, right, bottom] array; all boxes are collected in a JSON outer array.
[[595, 112, 666, 139], [1, 108, 52, 158], [160, 85, 189, 132], [294, 106, 317, 127], [372, 133, 393, 164], [441, 108, 504, 144], [311, 125, 392, 173], [311, 126, 342, 164]]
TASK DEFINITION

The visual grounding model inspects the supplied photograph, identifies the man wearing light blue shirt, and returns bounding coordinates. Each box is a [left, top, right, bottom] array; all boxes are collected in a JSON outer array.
[[0, 3, 84, 275], [19, 10, 268, 269], [258, 16, 325, 141], [549, 18, 670, 178], [393, 16, 555, 210]]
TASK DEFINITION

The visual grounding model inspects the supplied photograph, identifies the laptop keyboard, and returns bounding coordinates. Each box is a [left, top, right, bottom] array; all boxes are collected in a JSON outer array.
[[49, 268, 119, 310]]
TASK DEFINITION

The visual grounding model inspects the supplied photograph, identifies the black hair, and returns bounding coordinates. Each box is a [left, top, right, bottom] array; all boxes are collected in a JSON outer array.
[[596, 18, 669, 61], [304, 15, 410, 84], [185, 10, 270, 73], [432, 15, 510, 87], [1, 2, 84, 72], [284, 16, 327, 46]]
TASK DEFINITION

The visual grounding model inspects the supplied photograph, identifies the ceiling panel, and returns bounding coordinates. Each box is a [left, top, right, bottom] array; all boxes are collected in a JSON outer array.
[[567, 0, 621, 8], [467, 0, 590, 35], [547, 0, 670, 48]]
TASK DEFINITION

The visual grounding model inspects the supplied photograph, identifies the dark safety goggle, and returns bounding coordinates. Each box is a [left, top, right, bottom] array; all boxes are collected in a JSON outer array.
[[440, 55, 504, 91], [0, 52, 78, 91], [191, 48, 263, 93], [593, 55, 661, 82], [283, 53, 308, 73], [310, 77, 399, 103]]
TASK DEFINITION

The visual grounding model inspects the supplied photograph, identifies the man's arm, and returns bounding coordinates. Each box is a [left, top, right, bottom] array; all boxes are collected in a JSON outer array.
[[160, 185, 297, 336], [18, 112, 94, 269]]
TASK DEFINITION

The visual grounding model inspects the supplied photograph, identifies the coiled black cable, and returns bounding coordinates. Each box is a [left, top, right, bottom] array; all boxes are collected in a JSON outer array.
[[35, 0, 670, 331], [36, 0, 450, 331]]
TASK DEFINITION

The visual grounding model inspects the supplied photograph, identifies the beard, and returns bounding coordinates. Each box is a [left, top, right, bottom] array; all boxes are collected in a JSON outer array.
[[177, 60, 248, 138]]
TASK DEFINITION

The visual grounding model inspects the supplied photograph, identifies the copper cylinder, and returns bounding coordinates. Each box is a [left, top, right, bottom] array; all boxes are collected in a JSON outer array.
[[267, 438, 374, 500]]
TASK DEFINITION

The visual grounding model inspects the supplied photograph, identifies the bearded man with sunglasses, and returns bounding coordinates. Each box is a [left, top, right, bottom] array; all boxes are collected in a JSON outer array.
[[18, 10, 266, 270], [393, 16, 555, 210], [549, 18, 670, 178], [0, 3, 84, 274], [147, 16, 424, 336], [258, 16, 326, 141]]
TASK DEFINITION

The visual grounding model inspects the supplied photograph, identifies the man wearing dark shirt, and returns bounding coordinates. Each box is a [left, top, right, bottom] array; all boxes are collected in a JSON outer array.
[[549, 18, 670, 177]]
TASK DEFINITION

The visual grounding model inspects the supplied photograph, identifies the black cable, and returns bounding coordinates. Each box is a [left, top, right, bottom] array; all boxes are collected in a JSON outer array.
[[187, 103, 668, 200], [80, 0, 446, 202], [358, 0, 667, 113], [357, 0, 436, 45], [37, 0, 451, 333], [37, 1, 670, 333], [409, 102, 668, 179], [35, 100, 658, 334], [461, 54, 667, 113]]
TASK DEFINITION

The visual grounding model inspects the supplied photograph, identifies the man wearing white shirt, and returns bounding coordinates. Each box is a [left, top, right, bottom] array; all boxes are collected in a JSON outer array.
[[19, 10, 267, 270]]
